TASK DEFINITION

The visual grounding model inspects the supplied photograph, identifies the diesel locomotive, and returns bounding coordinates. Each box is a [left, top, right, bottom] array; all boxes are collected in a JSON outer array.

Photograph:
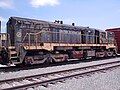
[[0, 17, 117, 65]]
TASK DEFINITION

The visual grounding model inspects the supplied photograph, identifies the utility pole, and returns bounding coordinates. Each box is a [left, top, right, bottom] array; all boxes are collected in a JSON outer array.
[[0, 21, 1, 47], [0, 21, 1, 33]]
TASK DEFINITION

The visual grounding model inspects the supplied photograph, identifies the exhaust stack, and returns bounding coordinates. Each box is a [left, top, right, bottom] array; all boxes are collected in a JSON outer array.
[[72, 23, 75, 26]]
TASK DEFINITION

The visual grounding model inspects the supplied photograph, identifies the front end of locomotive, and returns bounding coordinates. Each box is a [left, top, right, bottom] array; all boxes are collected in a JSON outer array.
[[6, 17, 53, 65]]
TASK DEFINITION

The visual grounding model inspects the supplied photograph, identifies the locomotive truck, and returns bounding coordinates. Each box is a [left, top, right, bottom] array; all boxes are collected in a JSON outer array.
[[0, 17, 117, 65]]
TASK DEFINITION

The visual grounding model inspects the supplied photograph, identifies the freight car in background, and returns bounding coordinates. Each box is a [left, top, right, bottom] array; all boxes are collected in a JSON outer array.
[[0, 17, 117, 65], [106, 28, 120, 53]]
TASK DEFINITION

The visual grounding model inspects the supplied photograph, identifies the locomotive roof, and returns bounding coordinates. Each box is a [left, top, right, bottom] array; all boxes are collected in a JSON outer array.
[[9, 17, 102, 31]]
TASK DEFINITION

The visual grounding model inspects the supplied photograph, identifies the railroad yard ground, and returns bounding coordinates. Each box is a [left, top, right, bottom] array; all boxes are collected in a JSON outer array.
[[0, 58, 120, 90], [36, 64, 120, 90]]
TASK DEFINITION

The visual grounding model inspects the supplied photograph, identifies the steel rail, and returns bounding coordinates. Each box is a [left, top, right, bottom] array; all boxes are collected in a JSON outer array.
[[0, 60, 120, 83], [0, 60, 120, 90], [6, 64, 119, 90]]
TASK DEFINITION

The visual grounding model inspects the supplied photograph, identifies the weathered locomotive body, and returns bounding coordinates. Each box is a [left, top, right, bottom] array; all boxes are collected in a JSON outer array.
[[0, 17, 117, 65]]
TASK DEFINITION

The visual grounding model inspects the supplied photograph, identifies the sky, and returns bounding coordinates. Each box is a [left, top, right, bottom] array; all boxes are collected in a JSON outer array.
[[0, 0, 120, 32]]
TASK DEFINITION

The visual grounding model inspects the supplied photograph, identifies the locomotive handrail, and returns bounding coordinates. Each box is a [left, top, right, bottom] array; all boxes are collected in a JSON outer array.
[[20, 28, 115, 50], [21, 33, 29, 43]]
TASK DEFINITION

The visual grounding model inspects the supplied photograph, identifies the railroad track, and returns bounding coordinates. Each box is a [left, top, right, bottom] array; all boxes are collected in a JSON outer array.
[[0, 60, 120, 90]]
